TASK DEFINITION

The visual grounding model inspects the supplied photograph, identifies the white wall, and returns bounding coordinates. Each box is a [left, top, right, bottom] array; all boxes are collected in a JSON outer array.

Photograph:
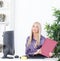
[[15, 0, 60, 56], [0, 0, 15, 44]]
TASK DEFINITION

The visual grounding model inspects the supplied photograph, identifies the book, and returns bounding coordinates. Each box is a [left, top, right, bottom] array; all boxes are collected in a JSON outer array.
[[40, 38, 58, 57]]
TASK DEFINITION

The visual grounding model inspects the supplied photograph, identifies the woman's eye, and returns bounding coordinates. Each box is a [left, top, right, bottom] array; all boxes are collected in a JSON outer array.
[[33, 25, 35, 27]]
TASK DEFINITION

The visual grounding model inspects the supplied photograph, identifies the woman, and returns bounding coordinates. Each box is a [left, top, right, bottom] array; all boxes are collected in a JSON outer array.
[[25, 22, 53, 58]]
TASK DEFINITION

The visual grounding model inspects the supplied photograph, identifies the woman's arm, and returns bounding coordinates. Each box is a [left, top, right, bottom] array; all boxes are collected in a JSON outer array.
[[25, 37, 34, 55], [34, 49, 41, 55], [34, 49, 54, 57]]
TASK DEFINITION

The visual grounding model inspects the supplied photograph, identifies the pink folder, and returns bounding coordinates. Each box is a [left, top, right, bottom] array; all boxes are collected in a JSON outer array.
[[40, 38, 58, 57]]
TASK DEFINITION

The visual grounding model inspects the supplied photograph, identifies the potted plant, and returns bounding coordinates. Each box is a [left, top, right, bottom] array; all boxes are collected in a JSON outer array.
[[45, 8, 60, 60]]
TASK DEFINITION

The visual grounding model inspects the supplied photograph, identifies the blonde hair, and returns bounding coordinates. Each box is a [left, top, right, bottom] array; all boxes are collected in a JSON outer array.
[[27, 22, 41, 48]]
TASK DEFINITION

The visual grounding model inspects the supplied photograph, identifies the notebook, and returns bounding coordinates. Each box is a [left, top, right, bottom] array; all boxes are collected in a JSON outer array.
[[40, 38, 58, 57]]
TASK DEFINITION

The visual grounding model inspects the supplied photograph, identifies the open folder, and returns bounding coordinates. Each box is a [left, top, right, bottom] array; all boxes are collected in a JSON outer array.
[[40, 38, 58, 57]]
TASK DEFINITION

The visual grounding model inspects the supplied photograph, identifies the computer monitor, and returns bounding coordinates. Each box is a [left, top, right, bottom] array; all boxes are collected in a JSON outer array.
[[3, 31, 15, 58]]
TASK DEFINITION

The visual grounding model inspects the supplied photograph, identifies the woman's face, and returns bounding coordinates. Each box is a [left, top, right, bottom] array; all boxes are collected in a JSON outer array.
[[32, 23, 39, 34]]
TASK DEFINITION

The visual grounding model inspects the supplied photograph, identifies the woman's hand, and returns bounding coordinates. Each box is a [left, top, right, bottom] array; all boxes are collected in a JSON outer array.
[[34, 49, 41, 55], [49, 52, 53, 57]]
